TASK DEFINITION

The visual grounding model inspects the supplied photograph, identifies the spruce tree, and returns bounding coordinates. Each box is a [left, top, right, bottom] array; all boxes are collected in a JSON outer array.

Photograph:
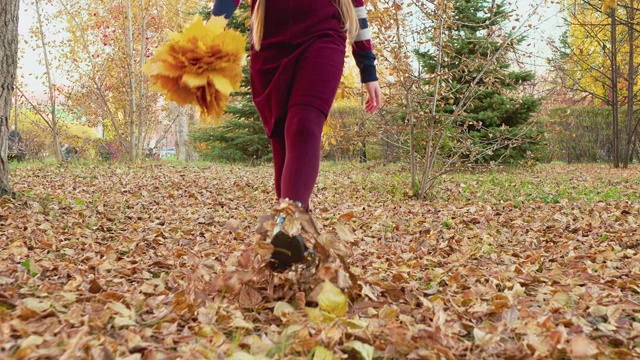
[[190, 3, 271, 163], [417, 0, 541, 163]]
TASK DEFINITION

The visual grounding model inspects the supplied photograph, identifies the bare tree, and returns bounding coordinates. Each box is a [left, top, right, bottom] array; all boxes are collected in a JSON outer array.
[[623, 0, 636, 168], [382, 0, 542, 198], [609, 6, 621, 167], [1, 0, 20, 196]]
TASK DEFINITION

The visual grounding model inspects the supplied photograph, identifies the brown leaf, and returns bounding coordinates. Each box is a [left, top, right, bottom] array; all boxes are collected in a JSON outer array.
[[238, 249, 255, 269], [317, 233, 350, 257], [59, 327, 90, 360], [225, 219, 243, 233], [88, 278, 104, 294], [566, 335, 601, 358], [339, 211, 356, 222], [335, 222, 356, 243], [238, 285, 263, 308]]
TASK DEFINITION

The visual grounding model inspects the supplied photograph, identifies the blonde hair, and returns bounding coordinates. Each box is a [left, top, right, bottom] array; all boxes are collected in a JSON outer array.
[[251, 0, 359, 51]]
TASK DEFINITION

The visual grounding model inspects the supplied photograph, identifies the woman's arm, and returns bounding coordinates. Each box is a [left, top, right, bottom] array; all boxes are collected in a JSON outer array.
[[350, 0, 378, 84], [351, 0, 381, 113], [212, 0, 240, 19]]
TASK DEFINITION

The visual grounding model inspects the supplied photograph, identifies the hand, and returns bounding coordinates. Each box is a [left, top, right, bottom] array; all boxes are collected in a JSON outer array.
[[364, 81, 382, 114]]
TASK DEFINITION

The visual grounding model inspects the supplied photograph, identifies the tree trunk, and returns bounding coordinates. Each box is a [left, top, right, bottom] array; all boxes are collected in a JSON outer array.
[[419, 0, 446, 199], [35, 0, 62, 162], [174, 104, 190, 162], [126, 0, 137, 161], [137, 0, 147, 157], [1, 0, 20, 196], [624, 0, 634, 168], [610, 8, 620, 168], [14, 92, 18, 130], [359, 83, 367, 163], [407, 91, 416, 191], [175, 115, 188, 162]]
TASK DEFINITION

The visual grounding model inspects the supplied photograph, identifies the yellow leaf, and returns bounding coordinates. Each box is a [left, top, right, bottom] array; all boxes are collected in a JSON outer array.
[[305, 306, 336, 324], [20, 335, 44, 349], [22, 298, 50, 313], [342, 340, 374, 360], [210, 74, 234, 96], [181, 73, 209, 88], [274, 301, 295, 321], [313, 346, 337, 360], [473, 327, 496, 347], [227, 351, 258, 360], [109, 301, 135, 319], [318, 280, 348, 317], [231, 318, 254, 330], [205, 15, 228, 34], [340, 318, 368, 331], [602, 0, 617, 13], [378, 305, 398, 322], [113, 316, 136, 328], [240, 334, 272, 356], [196, 325, 225, 345]]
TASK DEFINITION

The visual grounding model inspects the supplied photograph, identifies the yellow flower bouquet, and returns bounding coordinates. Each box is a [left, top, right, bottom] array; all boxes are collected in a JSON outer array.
[[143, 15, 246, 121]]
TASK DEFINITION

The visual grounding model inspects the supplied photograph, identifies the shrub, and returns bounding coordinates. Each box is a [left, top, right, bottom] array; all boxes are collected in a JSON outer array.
[[543, 106, 636, 163]]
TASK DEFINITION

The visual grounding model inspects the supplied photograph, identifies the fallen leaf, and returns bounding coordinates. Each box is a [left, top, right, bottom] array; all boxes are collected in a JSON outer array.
[[566, 335, 601, 358], [318, 280, 348, 317], [313, 345, 338, 360], [22, 298, 50, 313], [274, 301, 295, 321], [20, 335, 44, 349], [343, 340, 374, 360]]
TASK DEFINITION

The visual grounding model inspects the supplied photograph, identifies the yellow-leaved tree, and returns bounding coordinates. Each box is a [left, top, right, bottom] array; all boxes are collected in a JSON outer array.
[[554, 0, 639, 167], [50, 0, 203, 160]]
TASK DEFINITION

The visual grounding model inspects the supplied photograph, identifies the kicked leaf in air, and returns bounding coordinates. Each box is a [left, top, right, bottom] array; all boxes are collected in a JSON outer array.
[[318, 280, 348, 317]]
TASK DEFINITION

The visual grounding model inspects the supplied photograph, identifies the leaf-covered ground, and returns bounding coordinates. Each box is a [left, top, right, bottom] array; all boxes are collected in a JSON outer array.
[[1, 162, 639, 359]]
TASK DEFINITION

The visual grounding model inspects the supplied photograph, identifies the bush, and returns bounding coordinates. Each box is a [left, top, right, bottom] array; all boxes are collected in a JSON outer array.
[[190, 117, 271, 163], [323, 104, 406, 163], [13, 124, 49, 162], [97, 140, 125, 161], [322, 105, 363, 161], [543, 107, 637, 163]]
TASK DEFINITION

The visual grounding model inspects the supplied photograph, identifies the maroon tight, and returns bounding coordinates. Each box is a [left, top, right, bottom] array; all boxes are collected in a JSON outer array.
[[269, 104, 326, 210]]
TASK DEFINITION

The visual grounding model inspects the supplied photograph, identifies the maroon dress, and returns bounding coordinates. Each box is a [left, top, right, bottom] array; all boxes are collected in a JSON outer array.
[[212, 0, 377, 209], [249, 0, 347, 137]]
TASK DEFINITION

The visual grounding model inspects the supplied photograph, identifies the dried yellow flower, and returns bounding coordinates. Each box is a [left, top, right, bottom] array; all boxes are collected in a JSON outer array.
[[143, 15, 246, 122]]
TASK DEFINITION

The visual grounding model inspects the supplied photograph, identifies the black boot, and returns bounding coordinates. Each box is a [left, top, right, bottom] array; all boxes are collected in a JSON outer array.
[[269, 231, 309, 271]]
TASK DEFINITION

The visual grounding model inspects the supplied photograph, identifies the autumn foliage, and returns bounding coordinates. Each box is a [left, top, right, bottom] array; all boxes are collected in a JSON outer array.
[[1, 163, 639, 358]]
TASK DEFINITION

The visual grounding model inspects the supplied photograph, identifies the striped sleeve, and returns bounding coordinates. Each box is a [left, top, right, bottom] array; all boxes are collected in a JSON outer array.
[[212, 0, 240, 19], [351, 0, 378, 83]]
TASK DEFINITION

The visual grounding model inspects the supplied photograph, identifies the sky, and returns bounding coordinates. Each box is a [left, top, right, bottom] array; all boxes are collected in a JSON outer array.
[[16, 0, 567, 94], [511, 0, 566, 72]]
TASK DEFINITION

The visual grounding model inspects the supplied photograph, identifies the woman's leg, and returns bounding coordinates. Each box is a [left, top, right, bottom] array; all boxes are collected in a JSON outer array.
[[269, 119, 286, 200], [280, 104, 326, 210], [280, 36, 344, 209]]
